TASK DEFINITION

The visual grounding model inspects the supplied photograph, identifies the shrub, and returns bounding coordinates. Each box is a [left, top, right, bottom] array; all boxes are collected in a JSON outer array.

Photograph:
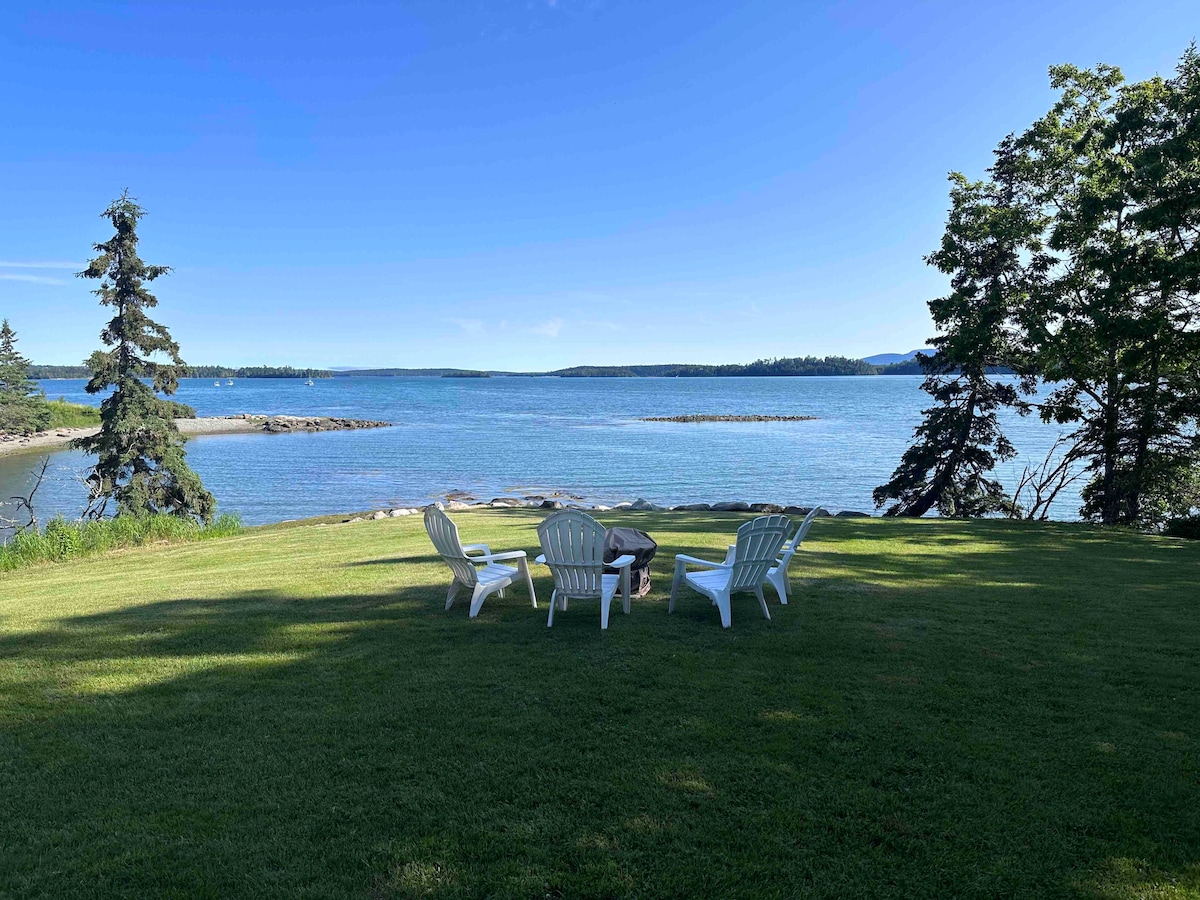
[[1164, 516, 1200, 540], [0, 513, 242, 572]]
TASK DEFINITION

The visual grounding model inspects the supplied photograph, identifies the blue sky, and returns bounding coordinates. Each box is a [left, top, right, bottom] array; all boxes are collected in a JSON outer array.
[[1, 1, 1195, 370]]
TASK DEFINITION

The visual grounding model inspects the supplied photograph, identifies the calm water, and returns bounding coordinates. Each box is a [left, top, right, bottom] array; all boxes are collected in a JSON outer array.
[[1, 376, 1082, 527]]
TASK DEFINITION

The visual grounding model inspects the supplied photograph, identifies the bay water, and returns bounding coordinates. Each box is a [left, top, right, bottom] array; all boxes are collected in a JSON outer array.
[[0, 376, 1082, 527]]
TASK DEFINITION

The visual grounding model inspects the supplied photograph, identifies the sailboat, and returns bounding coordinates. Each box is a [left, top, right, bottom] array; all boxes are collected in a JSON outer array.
[[226, 379, 234, 385], [304, 378, 315, 386], [214, 380, 221, 387]]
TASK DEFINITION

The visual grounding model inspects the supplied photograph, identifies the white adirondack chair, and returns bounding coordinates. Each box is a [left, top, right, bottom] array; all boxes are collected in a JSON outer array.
[[424, 506, 537, 618], [720, 508, 821, 604], [535, 510, 635, 629], [670, 514, 790, 628]]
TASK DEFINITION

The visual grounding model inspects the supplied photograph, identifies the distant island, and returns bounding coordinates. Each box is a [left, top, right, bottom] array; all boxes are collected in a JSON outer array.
[[31, 353, 936, 381], [31, 365, 334, 380]]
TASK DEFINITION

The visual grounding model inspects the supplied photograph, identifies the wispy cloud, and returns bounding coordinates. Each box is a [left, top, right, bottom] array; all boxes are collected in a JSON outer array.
[[0, 260, 82, 269], [531, 318, 564, 338], [0, 272, 70, 285], [446, 317, 485, 334]]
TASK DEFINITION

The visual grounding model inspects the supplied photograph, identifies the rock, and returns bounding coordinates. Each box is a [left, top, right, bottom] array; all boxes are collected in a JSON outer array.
[[346, 517, 365, 524], [674, 503, 712, 511], [445, 500, 472, 510], [712, 501, 751, 512], [490, 498, 523, 508], [750, 502, 784, 513], [388, 509, 411, 517], [371, 510, 388, 520], [783, 506, 812, 516], [629, 498, 661, 511], [612, 502, 634, 510], [592, 504, 612, 511], [434, 502, 445, 511], [813, 507, 833, 517], [540, 499, 564, 510], [835, 510, 871, 518]]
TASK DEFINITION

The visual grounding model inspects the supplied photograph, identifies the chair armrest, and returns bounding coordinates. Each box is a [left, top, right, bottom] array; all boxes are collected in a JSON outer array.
[[481, 549, 527, 563], [462, 543, 491, 557], [534, 554, 547, 565], [674, 553, 729, 570], [607, 554, 636, 569], [724, 544, 737, 565]]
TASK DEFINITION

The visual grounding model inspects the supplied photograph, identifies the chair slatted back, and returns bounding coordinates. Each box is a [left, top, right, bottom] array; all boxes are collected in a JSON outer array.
[[730, 514, 790, 590], [783, 508, 819, 559], [424, 507, 478, 586], [537, 510, 606, 599]]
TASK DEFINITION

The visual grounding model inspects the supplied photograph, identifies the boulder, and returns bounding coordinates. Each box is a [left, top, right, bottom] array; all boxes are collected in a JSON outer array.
[[629, 498, 661, 511], [750, 502, 784, 513], [674, 503, 712, 511], [371, 510, 388, 520], [612, 502, 634, 510], [388, 508, 412, 517], [711, 501, 751, 512], [813, 507, 833, 517], [783, 506, 812, 516], [540, 499, 565, 510], [490, 498, 524, 508], [346, 517, 365, 524], [445, 500, 472, 510], [835, 510, 871, 518], [592, 504, 612, 511]]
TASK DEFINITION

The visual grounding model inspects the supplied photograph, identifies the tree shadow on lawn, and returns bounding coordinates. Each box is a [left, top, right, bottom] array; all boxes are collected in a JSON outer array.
[[1, 523, 1198, 897]]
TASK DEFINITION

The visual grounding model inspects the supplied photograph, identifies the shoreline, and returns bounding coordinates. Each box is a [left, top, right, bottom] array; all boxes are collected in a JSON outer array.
[[0, 415, 391, 459]]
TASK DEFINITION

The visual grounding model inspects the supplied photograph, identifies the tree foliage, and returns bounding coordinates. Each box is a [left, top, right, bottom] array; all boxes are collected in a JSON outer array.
[[0, 319, 50, 435], [879, 47, 1200, 528], [72, 192, 215, 523]]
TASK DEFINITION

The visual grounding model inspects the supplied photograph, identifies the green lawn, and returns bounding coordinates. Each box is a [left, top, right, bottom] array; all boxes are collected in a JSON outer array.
[[1, 511, 1198, 898]]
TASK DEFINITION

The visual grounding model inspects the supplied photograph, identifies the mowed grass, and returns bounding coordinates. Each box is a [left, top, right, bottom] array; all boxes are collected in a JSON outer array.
[[1, 510, 1198, 898]]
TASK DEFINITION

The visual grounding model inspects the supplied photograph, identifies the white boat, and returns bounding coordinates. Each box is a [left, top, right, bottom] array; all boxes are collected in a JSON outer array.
[[304, 379, 315, 386], [226, 379, 234, 386], [214, 380, 221, 387]]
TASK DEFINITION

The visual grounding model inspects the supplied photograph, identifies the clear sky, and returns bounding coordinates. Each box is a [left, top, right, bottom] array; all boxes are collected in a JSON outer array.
[[2, 1, 1195, 370]]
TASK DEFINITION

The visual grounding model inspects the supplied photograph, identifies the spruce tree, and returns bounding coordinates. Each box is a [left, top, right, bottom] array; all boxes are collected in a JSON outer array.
[[0, 319, 50, 435], [73, 192, 215, 522]]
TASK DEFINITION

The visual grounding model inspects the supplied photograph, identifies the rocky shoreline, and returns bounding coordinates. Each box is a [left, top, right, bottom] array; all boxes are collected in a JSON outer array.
[[640, 414, 818, 423], [0, 414, 391, 458], [335, 495, 872, 524]]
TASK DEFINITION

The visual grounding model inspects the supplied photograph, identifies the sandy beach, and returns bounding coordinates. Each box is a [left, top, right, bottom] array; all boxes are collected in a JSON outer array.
[[0, 415, 390, 459]]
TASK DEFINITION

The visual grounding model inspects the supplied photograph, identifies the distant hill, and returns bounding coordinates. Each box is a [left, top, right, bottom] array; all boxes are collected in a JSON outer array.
[[862, 349, 935, 366]]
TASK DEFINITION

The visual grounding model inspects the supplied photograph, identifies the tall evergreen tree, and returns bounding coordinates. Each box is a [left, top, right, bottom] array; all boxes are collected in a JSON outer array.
[[0, 319, 50, 435], [874, 165, 1038, 517], [73, 192, 215, 522]]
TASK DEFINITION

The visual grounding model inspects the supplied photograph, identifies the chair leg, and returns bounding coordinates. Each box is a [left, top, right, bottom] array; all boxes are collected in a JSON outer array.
[[768, 569, 788, 605], [445, 581, 461, 611], [520, 560, 537, 608], [469, 583, 490, 618], [715, 591, 732, 628], [547, 590, 557, 627], [755, 586, 771, 621], [600, 594, 611, 630], [669, 560, 685, 613], [622, 567, 631, 614]]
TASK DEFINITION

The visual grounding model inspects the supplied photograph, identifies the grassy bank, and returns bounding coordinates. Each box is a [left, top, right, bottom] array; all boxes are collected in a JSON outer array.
[[43, 398, 101, 429], [1, 511, 1197, 897], [0, 513, 242, 571]]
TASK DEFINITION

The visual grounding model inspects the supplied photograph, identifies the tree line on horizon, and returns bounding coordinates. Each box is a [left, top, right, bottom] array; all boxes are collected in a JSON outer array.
[[28, 363, 332, 380], [876, 47, 1200, 531]]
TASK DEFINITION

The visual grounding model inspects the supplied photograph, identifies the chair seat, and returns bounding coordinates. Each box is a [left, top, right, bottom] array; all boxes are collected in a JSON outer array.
[[685, 568, 733, 593], [477, 563, 518, 586]]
